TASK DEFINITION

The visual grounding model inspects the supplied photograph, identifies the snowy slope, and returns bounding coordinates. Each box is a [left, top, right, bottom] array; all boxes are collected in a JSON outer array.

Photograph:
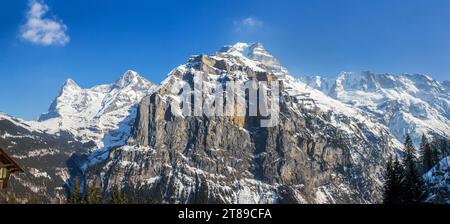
[[219, 42, 289, 76], [218, 43, 402, 150], [0, 113, 89, 202], [38, 70, 157, 149], [424, 156, 450, 203], [2, 42, 447, 203], [78, 43, 401, 204], [0, 71, 157, 202], [300, 72, 450, 146]]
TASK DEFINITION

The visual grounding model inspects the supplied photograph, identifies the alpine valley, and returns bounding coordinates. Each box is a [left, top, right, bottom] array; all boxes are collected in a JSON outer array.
[[0, 43, 448, 204]]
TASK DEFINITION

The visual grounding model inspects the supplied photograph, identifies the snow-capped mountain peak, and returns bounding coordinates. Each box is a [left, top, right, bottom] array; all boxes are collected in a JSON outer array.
[[219, 42, 274, 63], [215, 42, 288, 76], [62, 78, 81, 90], [37, 70, 157, 149], [246, 42, 275, 61], [300, 71, 450, 146], [115, 70, 142, 88], [219, 42, 253, 54], [76, 42, 405, 204], [3, 42, 447, 204]]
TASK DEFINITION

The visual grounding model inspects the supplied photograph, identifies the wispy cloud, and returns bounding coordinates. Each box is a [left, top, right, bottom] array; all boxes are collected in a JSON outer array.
[[234, 17, 264, 32], [20, 0, 70, 46]]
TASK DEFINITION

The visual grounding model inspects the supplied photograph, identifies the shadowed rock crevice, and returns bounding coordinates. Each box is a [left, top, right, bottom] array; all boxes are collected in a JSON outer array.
[[81, 43, 401, 204]]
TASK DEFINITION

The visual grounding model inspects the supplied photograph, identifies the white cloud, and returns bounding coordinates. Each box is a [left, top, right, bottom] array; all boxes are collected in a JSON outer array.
[[234, 17, 263, 32], [20, 0, 70, 46]]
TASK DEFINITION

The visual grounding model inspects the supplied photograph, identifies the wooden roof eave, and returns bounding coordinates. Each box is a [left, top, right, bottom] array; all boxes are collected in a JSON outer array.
[[0, 148, 24, 173]]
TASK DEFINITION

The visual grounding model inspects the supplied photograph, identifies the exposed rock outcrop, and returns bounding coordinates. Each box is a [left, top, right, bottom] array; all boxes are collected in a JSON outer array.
[[83, 43, 399, 204]]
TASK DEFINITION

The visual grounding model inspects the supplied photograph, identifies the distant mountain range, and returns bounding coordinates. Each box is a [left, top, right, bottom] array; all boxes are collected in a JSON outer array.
[[0, 72, 157, 202], [300, 72, 449, 146], [0, 42, 448, 203]]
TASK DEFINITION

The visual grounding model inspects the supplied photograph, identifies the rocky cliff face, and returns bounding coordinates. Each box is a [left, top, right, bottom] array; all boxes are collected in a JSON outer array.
[[0, 71, 157, 203], [2, 43, 447, 204], [83, 43, 400, 204]]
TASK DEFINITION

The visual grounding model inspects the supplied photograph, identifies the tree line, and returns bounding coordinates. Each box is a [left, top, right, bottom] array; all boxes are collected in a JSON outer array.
[[383, 134, 449, 204], [67, 177, 164, 204], [67, 177, 128, 204]]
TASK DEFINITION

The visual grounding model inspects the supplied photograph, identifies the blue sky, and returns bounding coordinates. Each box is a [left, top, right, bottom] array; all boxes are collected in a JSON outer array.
[[1, 0, 450, 119]]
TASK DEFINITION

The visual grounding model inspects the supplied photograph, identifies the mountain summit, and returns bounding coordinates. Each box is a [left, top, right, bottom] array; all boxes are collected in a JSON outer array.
[[115, 70, 144, 88], [38, 70, 157, 148], [79, 43, 401, 203], [218, 42, 288, 75], [300, 71, 450, 146], [0, 42, 448, 204]]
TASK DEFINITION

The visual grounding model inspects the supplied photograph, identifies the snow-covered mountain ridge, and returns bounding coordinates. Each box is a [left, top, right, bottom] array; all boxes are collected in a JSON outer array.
[[0, 42, 448, 204], [0, 71, 157, 201], [37, 70, 157, 149], [79, 42, 403, 203], [300, 72, 449, 146]]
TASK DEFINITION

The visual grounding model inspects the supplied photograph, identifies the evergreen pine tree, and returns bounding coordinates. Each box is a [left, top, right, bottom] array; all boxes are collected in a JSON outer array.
[[392, 156, 406, 203], [430, 136, 442, 166], [383, 153, 407, 204], [69, 177, 82, 204], [383, 154, 395, 203], [85, 181, 102, 204], [419, 134, 433, 172], [110, 186, 127, 204], [439, 138, 449, 158], [445, 139, 450, 157], [402, 134, 426, 204]]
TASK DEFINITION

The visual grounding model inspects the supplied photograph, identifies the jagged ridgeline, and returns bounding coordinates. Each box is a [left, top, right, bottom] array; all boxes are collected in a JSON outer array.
[[0, 71, 157, 203], [0, 43, 448, 204], [82, 43, 400, 204]]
